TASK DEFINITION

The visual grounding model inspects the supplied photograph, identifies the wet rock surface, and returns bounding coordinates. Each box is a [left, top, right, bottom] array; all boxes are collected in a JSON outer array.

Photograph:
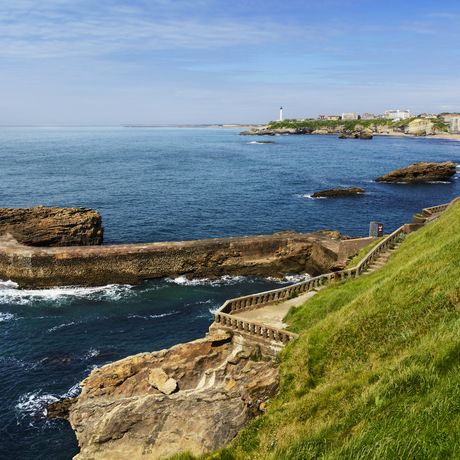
[[55, 334, 279, 459], [0, 207, 103, 246], [375, 161, 457, 183], [312, 187, 365, 198]]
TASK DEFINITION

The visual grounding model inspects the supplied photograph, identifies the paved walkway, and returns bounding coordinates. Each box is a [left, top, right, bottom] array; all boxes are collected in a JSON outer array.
[[236, 290, 318, 329]]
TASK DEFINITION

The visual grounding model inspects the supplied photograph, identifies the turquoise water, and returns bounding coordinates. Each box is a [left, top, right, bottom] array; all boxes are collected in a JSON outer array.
[[1, 128, 460, 459]]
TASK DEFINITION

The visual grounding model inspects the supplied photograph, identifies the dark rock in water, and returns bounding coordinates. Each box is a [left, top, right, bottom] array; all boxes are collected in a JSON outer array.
[[338, 129, 373, 139], [240, 129, 276, 136], [312, 187, 365, 198], [0, 206, 103, 246], [47, 397, 77, 419], [375, 161, 457, 183]]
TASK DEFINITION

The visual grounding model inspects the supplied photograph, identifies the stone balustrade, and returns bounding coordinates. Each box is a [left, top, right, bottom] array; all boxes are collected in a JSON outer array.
[[213, 199, 455, 346]]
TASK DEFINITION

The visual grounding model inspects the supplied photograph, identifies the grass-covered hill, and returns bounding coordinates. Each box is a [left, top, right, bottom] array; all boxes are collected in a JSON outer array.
[[180, 200, 460, 459]]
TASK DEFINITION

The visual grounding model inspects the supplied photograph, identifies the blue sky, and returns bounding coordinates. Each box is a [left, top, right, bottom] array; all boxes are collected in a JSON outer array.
[[0, 0, 459, 125]]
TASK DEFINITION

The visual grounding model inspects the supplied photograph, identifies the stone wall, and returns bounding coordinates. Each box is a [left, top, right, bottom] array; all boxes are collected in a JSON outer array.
[[0, 232, 374, 288]]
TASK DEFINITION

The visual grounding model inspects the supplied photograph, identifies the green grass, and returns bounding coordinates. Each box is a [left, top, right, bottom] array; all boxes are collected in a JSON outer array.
[[187, 201, 460, 460], [266, 117, 450, 134]]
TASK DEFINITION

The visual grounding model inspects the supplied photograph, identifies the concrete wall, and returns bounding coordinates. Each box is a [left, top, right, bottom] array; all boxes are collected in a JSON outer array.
[[0, 232, 374, 288]]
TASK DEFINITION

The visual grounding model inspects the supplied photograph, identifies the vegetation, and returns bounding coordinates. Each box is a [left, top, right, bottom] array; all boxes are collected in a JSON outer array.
[[178, 201, 460, 459], [267, 117, 450, 134]]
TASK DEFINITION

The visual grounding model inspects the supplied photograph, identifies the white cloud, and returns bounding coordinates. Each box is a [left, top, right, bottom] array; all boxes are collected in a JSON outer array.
[[0, 1, 287, 58]]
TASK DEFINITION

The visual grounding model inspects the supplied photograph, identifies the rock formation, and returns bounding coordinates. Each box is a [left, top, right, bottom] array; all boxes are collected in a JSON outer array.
[[312, 187, 365, 198], [0, 207, 103, 246], [49, 333, 279, 459], [338, 128, 373, 139], [375, 161, 457, 183]]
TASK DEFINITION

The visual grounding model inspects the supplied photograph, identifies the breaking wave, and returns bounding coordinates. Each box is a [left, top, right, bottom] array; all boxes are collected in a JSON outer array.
[[0, 311, 18, 322], [166, 275, 250, 287], [0, 280, 134, 306], [15, 383, 81, 426]]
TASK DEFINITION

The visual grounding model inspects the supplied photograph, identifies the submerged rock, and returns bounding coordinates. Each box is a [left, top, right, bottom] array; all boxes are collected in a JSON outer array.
[[0, 206, 103, 246], [312, 187, 365, 198], [375, 161, 457, 183], [56, 334, 279, 459]]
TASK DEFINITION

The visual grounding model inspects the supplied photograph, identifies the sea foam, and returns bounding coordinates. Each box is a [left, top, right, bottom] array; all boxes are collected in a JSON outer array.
[[0, 280, 134, 306]]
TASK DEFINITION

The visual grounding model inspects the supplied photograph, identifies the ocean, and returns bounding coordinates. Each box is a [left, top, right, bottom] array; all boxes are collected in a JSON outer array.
[[1, 127, 460, 459]]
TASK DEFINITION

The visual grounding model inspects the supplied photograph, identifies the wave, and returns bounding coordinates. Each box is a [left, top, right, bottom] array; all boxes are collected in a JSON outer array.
[[0, 280, 134, 306], [47, 321, 82, 333], [0, 311, 18, 322], [297, 193, 326, 200], [427, 181, 452, 184], [247, 141, 274, 145], [83, 348, 100, 359], [15, 383, 81, 426], [166, 275, 250, 287], [127, 311, 180, 320]]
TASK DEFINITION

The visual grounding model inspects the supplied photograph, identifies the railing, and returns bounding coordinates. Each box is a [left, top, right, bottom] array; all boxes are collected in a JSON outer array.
[[422, 203, 449, 215], [213, 199, 455, 345], [214, 311, 298, 342]]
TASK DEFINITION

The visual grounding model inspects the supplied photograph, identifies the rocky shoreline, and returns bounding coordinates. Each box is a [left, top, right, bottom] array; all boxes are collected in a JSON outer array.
[[240, 117, 455, 139], [49, 332, 278, 459]]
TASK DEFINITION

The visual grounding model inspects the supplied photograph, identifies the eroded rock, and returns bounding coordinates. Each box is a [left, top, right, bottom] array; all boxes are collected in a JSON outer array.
[[375, 161, 457, 183], [0, 207, 103, 246], [58, 334, 278, 459]]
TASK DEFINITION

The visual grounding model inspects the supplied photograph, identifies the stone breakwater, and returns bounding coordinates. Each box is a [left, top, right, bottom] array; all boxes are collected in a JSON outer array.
[[0, 231, 373, 288]]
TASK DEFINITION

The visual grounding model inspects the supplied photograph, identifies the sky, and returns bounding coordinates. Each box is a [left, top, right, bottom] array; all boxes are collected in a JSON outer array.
[[0, 0, 459, 125]]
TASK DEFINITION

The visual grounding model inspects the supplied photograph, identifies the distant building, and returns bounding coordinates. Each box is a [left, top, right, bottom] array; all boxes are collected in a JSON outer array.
[[384, 109, 411, 120], [318, 114, 326, 120], [341, 112, 358, 121], [447, 115, 460, 133], [326, 115, 341, 121], [418, 113, 437, 119], [279, 106, 283, 121], [440, 113, 460, 123], [361, 113, 376, 120]]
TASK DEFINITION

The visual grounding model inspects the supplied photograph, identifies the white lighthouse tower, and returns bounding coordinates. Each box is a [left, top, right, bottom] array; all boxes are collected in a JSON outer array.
[[279, 106, 283, 121]]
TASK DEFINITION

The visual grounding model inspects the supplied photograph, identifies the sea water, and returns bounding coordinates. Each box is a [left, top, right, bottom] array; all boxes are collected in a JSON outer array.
[[1, 127, 460, 459]]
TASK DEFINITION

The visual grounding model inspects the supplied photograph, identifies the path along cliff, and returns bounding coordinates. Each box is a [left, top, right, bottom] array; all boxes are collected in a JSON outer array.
[[48, 199, 456, 459]]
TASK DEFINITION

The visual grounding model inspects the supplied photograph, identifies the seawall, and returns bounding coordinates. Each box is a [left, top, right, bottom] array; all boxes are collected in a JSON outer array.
[[0, 232, 374, 288]]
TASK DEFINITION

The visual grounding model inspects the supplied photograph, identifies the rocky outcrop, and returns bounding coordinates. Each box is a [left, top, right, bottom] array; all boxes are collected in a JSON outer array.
[[0, 207, 103, 246], [50, 334, 278, 460], [312, 187, 365, 198], [240, 127, 312, 136], [338, 128, 373, 139], [403, 119, 435, 136], [375, 161, 457, 183]]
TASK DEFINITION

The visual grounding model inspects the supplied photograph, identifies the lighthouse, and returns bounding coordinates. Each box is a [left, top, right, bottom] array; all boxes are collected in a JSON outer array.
[[279, 106, 283, 121]]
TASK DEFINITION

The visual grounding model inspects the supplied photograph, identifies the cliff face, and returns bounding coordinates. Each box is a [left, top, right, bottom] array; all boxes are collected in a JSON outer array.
[[52, 334, 278, 460], [0, 207, 103, 246]]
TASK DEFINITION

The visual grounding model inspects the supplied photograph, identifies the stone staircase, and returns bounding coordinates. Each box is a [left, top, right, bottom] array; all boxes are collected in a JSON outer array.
[[363, 241, 401, 274]]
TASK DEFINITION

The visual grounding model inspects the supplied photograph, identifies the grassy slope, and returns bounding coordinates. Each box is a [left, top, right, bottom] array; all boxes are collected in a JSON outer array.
[[199, 201, 460, 459]]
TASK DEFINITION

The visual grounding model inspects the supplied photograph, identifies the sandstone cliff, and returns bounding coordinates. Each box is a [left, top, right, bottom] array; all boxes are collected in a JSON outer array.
[[0, 207, 103, 246], [50, 333, 278, 459]]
